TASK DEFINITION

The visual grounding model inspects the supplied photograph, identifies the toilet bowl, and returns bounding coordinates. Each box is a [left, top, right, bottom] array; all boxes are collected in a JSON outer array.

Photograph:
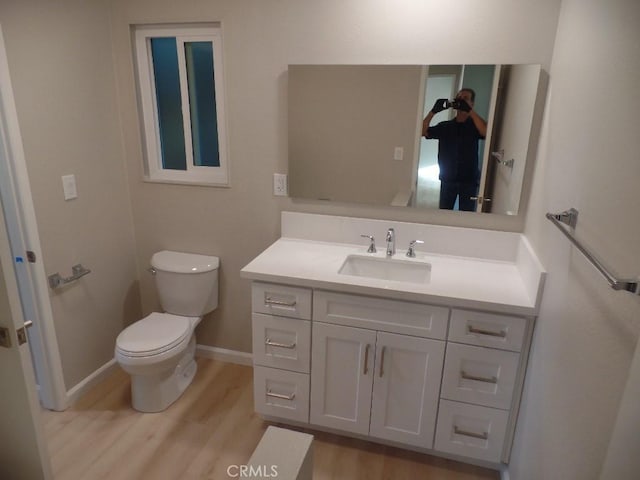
[[115, 251, 219, 412]]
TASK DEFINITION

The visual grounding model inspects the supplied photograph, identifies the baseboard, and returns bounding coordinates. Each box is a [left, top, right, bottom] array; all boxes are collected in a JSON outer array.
[[63, 346, 251, 409], [196, 344, 253, 366], [65, 358, 118, 408]]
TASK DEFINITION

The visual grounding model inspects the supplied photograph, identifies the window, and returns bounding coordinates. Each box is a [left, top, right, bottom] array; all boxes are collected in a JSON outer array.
[[133, 24, 229, 186]]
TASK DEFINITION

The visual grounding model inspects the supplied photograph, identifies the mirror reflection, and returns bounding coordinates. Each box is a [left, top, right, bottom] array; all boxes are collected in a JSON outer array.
[[288, 64, 543, 215]]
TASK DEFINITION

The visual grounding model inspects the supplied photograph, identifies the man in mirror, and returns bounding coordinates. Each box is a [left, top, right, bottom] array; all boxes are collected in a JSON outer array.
[[422, 88, 487, 211]]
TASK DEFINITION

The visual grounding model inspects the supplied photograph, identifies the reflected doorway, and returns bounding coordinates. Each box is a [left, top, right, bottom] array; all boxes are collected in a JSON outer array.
[[416, 71, 458, 209]]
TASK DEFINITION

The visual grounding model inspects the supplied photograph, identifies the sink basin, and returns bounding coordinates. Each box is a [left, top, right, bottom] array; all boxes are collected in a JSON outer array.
[[338, 255, 431, 284]]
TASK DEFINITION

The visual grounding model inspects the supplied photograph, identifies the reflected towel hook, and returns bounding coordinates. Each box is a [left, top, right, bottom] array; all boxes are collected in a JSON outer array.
[[491, 149, 514, 168]]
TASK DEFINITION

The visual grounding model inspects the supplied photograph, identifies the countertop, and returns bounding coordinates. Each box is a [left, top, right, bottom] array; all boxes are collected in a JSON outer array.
[[241, 237, 542, 316]]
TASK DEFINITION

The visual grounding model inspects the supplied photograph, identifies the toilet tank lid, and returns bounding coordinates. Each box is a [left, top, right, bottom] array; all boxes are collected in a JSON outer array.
[[151, 250, 219, 273]]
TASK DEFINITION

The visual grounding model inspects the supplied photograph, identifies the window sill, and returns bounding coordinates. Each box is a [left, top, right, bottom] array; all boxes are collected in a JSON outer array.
[[142, 176, 231, 188]]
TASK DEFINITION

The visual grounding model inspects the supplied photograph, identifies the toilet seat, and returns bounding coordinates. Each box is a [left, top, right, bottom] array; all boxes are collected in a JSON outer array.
[[116, 312, 191, 358]]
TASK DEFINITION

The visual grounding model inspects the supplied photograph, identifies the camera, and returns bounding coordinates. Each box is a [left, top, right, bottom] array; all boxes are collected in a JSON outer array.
[[447, 99, 463, 109]]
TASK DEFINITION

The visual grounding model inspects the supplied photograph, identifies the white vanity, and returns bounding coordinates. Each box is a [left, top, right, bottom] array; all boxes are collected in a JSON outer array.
[[241, 212, 545, 469]]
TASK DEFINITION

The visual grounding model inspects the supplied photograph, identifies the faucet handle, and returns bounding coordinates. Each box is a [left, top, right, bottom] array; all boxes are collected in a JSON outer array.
[[360, 234, 377, 253], [406, 240, 424, 258]]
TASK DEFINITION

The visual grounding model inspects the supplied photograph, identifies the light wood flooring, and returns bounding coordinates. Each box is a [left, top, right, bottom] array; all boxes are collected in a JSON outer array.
[[42, 358, 500, 480]]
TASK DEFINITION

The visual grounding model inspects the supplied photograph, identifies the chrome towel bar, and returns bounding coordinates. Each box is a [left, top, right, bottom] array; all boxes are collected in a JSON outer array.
[[48, 263, 91, 290], [546, 209, 640, 295]]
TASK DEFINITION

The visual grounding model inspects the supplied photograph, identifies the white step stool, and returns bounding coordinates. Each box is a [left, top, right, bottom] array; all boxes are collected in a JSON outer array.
[[248, 426, 314, 479]]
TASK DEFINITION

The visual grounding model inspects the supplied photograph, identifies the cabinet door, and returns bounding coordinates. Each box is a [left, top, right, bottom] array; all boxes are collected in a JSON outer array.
[[370, 332, 445, 448], [310, 322, 376, 435]]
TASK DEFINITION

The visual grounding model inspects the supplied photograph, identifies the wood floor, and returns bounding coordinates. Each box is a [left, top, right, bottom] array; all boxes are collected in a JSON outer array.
[[41, 358, 499, 480]]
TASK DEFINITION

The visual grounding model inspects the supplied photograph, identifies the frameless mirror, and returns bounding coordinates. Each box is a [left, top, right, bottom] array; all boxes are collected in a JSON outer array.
[[288, 64, 544, 215]]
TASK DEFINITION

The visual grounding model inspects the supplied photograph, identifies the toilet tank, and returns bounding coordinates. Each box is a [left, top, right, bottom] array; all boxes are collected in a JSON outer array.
[[151, 250, 219, 317]]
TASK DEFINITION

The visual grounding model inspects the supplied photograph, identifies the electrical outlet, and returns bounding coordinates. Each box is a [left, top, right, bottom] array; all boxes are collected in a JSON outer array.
[[273, 173, 288, 196], [393, 146, 404, 161]]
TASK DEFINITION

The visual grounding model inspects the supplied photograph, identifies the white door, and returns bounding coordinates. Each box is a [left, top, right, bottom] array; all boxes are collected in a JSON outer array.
[[369, 332, 445, 448], [483, 64, 541, 214], [310, 322, 375, 435], [0, 202, 52, 479]]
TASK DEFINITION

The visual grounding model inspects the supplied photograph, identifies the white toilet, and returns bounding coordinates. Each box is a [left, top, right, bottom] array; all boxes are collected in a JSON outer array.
[[115, 250, 219, 412]]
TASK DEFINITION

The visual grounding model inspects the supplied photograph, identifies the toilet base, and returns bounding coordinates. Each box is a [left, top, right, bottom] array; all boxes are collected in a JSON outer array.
[[130, 336, 197, 413]]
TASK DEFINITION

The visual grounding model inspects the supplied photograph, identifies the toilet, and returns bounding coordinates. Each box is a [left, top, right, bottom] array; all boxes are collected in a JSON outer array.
[[115, 250, 219, 412]]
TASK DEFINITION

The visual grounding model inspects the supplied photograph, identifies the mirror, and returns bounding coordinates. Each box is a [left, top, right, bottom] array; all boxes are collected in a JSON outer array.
[[288, 64, 543, 215]]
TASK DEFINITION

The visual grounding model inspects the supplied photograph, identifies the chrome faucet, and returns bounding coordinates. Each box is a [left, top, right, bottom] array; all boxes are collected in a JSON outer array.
[[386, 228, 396, 257], [406, 240, 424, 258]]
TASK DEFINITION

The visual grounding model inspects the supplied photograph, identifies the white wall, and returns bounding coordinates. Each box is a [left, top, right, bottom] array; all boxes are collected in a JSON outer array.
[[109, 0, 562, 354], [510, 0, 640, 478], [0, 0, 140, 389]]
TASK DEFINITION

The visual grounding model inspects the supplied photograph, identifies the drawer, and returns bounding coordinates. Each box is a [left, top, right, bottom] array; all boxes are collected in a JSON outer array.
[[441, 343, 519, 410], [314, 290, 449, 340], [252, 282, 312, 320], [253, 366, 310, 423], [252, 313, 311, 373], [449, 309, 527, 352], [434, 399, 509, 463]]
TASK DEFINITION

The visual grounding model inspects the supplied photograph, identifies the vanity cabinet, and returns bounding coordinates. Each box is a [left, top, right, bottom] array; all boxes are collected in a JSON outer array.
[[310, 322, 445, 448], [249, 281, 533, 466]]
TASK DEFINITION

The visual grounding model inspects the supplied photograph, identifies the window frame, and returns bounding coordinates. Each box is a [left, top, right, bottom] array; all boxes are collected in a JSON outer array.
[[133, 24, 230, 186]]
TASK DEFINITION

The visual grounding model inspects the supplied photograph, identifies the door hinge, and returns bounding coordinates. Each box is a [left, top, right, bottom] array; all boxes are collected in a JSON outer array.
[[0, 326, 11, 348]]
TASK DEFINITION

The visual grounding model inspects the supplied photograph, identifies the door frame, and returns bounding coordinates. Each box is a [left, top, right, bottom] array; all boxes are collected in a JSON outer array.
[[475, 64, 501, 212], [0, 23, 67, 411]]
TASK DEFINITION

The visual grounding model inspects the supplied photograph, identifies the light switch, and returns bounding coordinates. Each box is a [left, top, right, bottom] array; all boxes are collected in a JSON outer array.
[[394, 147, 404, 161], [62, 174, 77, 200]]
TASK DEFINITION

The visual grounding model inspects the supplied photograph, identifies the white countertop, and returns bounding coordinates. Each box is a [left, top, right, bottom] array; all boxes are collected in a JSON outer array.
[[241, 237, 542, 316]]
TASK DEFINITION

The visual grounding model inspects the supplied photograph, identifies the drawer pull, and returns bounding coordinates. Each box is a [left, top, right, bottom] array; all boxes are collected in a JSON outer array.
[[266, 390, 296, 401], [364, 344, 370, 375], [454, 426, 489, 440], [265, 338, 296, 349], [265, 296, 297, 307], [461, 371, 498, 384], [467, 325, 506, 338]]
